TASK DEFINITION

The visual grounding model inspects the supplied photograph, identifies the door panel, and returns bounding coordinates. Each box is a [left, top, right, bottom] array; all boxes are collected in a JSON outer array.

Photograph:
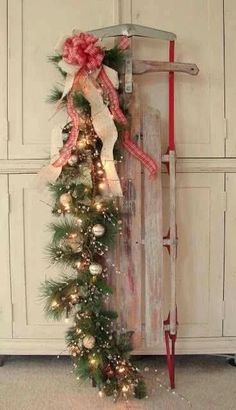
[[8, 0, 118, 159], [225, 0, 236, 156], [163, 173, 225, 337], [0, 176, 12, 338], [132, 0, 225, 157], [0, 0, 7, 158], [224, 174, 236, 336], [9, 174, 67, 338]]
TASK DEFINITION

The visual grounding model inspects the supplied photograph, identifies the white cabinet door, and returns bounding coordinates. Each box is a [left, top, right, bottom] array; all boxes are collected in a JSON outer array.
[[163, 173, 225, 337], [9, 174, 68, 338], [131, 0, 225, 157], [0, 0, 7, 158], [225, 0, 236, 156], [0, 176, 12, 339], [224, 174, 236, 336], [8, 0, 118, 159]]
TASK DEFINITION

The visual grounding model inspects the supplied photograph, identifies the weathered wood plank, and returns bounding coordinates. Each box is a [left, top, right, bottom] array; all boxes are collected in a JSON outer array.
[[114, 147, 143, 349], [142, 108, 163, 347], [111, 82, 143, 349]]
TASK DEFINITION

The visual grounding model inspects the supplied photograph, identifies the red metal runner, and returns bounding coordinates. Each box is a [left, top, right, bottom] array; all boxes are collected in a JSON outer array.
[[164, 39, 178, 389]]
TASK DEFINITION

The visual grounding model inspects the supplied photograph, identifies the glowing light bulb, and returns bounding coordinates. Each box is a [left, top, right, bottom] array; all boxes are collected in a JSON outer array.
[[89, 357, 97, 366], [77, 138, 87, 149], [99, 182, 106, 190], [51, 300, 59, 308], [70, 294, 78, 302], [118, 367, 125, 374], [98, 391, 104, 398], [95, 202, 102, 211], [122, 385, 129, 393]]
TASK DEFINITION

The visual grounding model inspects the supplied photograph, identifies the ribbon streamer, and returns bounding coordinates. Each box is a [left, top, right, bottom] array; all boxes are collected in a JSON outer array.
[[78, 73, 123, 197], [98, 67, 158, 177], [53, 87, 82, 168]]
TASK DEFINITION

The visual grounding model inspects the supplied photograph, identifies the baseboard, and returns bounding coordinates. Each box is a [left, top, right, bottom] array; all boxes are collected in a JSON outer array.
[[0, 337, 236, 355]]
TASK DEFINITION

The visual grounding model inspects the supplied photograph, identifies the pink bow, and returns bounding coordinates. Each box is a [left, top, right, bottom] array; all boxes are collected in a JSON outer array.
[[63, 32, 104, 71]]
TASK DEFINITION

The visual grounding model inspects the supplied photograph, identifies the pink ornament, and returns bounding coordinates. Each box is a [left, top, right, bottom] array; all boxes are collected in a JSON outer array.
[[63, 32, 104, 71]]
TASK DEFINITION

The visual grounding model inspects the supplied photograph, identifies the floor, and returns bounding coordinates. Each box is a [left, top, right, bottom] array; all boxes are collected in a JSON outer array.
[[0, 355, 235, 410]]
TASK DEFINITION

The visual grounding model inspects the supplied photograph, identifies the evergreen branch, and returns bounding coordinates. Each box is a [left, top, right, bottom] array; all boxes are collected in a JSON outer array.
[[103, 46, 124, 71], [47, 86, 64, 104], [134, 379, 147, 399], [75, 356, 91, 379], [48, 216, 81, 244], [48, 54, 62, 64], [48, 54, 67, 78], [94, 276, 113, 296], [73, 92, 91, 114], [40, 274, 78, 320], [46, 243, 82, 267]]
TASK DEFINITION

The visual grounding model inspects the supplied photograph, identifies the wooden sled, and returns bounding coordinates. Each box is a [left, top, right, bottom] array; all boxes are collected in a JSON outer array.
[[90, 23, 199, 389]]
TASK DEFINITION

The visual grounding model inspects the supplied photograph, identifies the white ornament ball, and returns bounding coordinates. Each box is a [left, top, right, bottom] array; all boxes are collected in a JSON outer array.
[[89, 263, 103, 275], [67, 154, 78, 166], [59, 193, 72, 209], [83, 335, 95, 349], [92, 224, 105, 237]]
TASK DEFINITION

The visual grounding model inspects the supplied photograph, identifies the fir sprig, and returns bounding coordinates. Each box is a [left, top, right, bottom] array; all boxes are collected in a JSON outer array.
[[40, 274, 78, 319], [73, 92, 91, 114], [46, 243, 82, 267], [47, 86, 64, 104], [48, 54, 62, 64], [48, 216, 81, 244], [103, 46, 125, 71]]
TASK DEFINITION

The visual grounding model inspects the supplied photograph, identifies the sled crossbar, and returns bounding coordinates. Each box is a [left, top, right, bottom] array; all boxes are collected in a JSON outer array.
[[90, 23, 176, 41]]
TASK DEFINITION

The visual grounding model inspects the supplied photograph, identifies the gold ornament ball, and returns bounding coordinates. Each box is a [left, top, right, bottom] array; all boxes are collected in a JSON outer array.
[[89, 263, 103, 275], [83, 335, 95, 349], [92, 224, 105, 237]]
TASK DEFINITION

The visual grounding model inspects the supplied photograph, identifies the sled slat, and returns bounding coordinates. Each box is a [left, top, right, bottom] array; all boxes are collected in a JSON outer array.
[[142, 109, 163, 347]]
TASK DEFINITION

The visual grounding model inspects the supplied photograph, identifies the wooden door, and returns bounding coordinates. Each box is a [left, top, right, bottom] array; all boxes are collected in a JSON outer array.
[[0, 175, 12, 339], [9, 174, 68, 338], [131, 0, 225, 157], [7, 0, 118, 159], [163, 173, 225, 337]]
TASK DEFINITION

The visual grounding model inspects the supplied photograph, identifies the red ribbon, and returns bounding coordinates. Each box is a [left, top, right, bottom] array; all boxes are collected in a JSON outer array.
[[53, 70, 86, 168], [98, 63, 158, 177], [123, 130, 158, 177]]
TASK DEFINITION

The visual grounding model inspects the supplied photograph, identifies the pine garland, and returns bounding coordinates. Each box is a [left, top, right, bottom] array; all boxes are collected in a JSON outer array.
[[41, 44, 146, 401]]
